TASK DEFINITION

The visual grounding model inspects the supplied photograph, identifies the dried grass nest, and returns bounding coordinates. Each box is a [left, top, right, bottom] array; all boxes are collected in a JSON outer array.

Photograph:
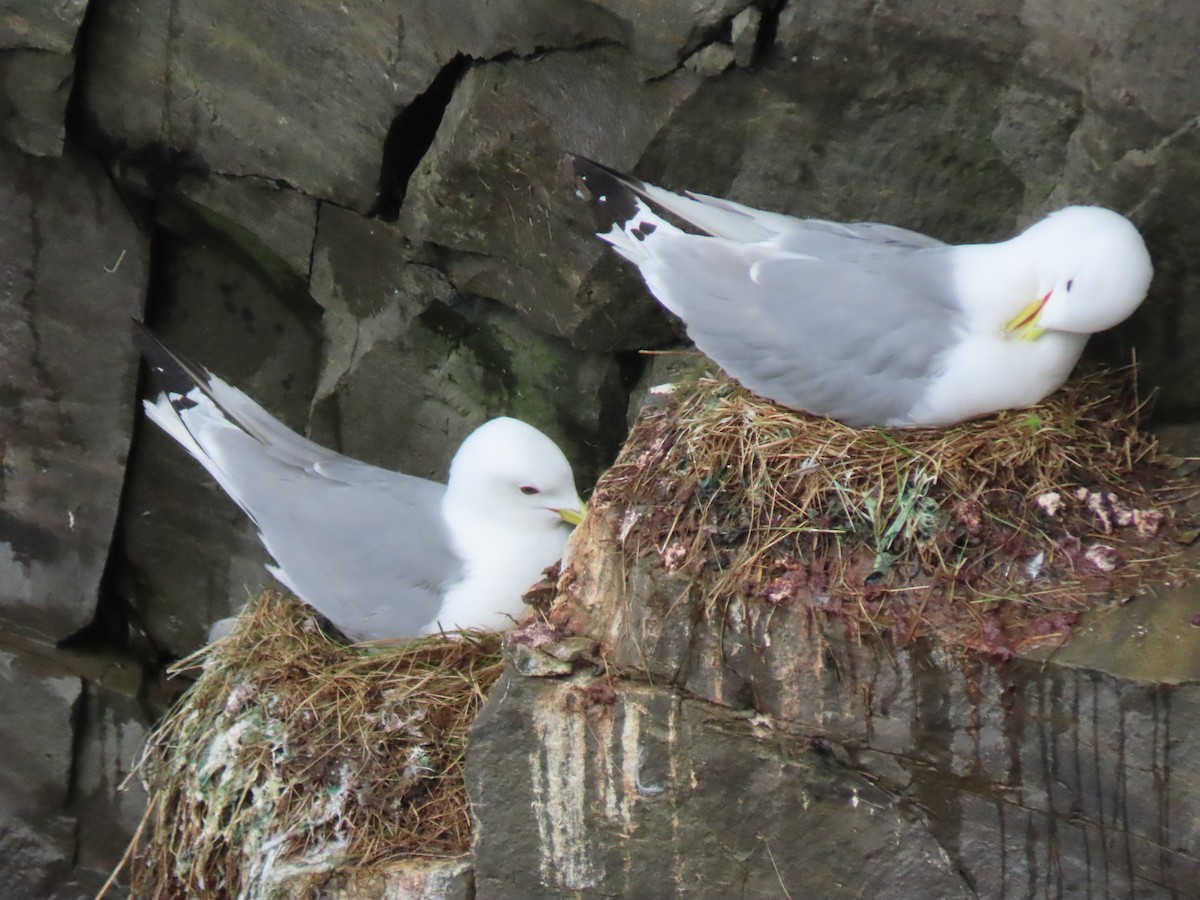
[[120, 592, 503, 898], [592, 366, 1195, 658]]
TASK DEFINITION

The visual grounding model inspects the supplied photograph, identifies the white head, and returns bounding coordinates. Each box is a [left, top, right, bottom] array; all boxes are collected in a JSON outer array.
[[433, 418, 583, 632], [1013, 206, 1153, 335], [442, 416, 583, 550]]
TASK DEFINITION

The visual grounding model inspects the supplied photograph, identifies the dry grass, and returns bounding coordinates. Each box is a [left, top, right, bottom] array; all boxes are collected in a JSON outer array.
[[594, 367, 1191, 656], [124, 592, 503, 898]]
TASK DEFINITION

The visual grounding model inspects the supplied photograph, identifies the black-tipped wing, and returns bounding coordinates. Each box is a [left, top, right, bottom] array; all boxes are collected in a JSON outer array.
[[572, 163, 962, 424], [633, 237, 963, 425], [136, 325, 460, 640]]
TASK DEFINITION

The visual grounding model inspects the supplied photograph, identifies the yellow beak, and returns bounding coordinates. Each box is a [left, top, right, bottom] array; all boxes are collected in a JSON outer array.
[[557, 502, 585, 527], [1004, 293, 1050, 342]]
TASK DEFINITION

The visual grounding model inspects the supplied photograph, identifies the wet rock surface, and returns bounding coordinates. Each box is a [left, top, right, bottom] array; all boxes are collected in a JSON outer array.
[[478, 500, 1200, 898], [471, 671, 974, 898], [72, 683, 150, 877], [3, 0, 1200, 893], [0, 649, 82, 898]]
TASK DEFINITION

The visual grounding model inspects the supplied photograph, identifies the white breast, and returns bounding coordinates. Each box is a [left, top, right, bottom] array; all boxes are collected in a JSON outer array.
[[901, 330, 1087, 426], [895, 241, 1089, 426], [423, 522, 571, 633]]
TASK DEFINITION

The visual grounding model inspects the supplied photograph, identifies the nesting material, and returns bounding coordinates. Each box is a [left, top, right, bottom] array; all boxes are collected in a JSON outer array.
[[593, 368, 1191, 657], [126, 592, 503, 897]]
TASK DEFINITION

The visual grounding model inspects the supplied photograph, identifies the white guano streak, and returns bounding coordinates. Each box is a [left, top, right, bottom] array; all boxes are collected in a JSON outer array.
[[530, 688, 600, 890]]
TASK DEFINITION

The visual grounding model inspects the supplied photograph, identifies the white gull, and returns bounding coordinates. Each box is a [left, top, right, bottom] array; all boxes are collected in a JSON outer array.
[[137, 327, 583, 641], [575, 157, 1153, 427]]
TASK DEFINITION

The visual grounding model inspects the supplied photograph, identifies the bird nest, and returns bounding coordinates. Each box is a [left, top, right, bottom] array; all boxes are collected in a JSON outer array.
[[593, 367, 1194, 658], [120, 592, 503, 898]]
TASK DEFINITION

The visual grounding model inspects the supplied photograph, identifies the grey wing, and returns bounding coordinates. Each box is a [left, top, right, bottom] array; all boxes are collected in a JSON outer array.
[[774, 219, 949, 256], [641, 239, 961, 426], [636, 189, 946, 252], [571, 159, 946, 253], [139, 324, 461, 640], [204, 432, 461, 640], [136, 323, 342, 469], [676, 192, 948, 252]]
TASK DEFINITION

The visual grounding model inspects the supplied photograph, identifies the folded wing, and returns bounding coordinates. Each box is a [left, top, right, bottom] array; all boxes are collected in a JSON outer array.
[[137, 327, 460, 640]]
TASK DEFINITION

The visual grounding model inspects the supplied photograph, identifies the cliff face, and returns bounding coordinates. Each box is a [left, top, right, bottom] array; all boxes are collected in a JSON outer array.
[[4, 0, 1200, 893], [467, 508, 1200, 898], [463, 390, 1200, 898], [472, 642, 1200, 898]]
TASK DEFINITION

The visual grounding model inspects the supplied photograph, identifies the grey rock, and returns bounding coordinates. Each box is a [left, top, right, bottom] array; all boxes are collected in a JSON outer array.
[[71, 683, 148, 881], [551, 504, 1200, 896], [0, 145, 149, 641], [398, 0, 623, 64], [0, 0, 87, 157], [729, 5, 761, 68], [0, 0, 90, 53], [0, 49, 74, 156], [0, 649, 82, 897], [1023, 575, 1200, 684], [470, 671, 973, 898], [506, 644, 574, 677], [309, 204, 628, 487], [989, 85, 1082, 208], [167, 174, 320, 294], [539, 635, 601, 664], [504, 636, 600, 677], [78, 0, 624, 212], [306, 205, 459, 476], [0, 0, 87, 156], [777, 0, 1026, 63], [80, 0, 413, 210], [681, 41, 734, 76], [589, 0, 753, 79], [398, 47, 700, 351], [118, 234, 321, 655]]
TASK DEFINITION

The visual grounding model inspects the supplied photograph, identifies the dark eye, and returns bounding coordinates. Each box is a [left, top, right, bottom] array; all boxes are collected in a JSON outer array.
[[1065, 279, 1074, 292], [519, 485, 540, 496]]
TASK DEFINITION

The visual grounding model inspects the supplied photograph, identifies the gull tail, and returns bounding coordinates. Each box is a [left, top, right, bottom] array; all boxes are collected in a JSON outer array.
[[572, 155, 779, 245], [135, 323, 331, 467], [572, 156, 679, 266], [134, 323, 331, 601], [134, 323, 267, 516], [138, 324, 287, 443]]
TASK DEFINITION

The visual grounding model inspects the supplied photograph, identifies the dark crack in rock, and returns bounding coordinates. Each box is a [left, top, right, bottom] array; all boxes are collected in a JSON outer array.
[[118, 232, 321, 656], [399, 47, 700, 350], [0, 0, 89, 155]]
